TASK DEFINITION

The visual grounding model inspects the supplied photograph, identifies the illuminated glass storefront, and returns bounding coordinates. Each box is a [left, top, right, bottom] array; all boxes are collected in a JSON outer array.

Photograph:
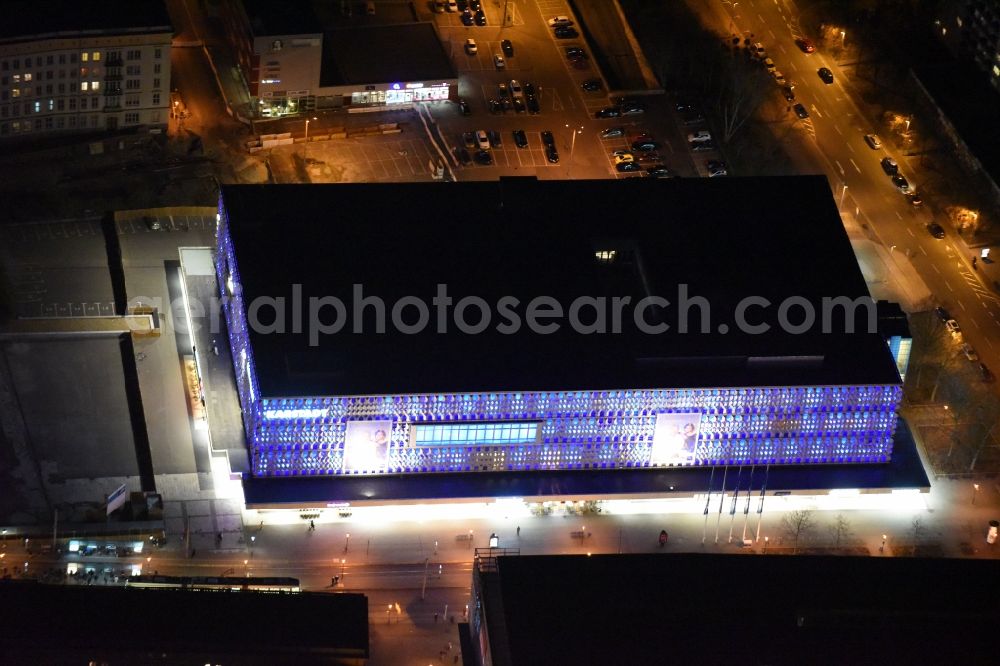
[[350, 83, 451, 107]]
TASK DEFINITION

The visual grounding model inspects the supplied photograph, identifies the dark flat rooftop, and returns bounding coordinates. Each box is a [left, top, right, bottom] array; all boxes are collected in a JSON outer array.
[[319, 23, 455, 87], [242, 0, 320, 37], [487, 553, 1000, 665], [222, 178, 900, 398], [0, 581, 368, 662], [0, 0, 172, 40], [241, 419, 929, 505]]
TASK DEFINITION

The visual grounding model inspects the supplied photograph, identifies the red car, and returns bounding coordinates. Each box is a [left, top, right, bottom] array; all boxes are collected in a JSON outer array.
[[795, 37, 815, 53]]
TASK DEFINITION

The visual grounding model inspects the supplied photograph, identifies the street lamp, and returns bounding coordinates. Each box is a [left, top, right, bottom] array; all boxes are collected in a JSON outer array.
[[244, 558, 249, 576], [304, 116, 318, 141], [840, 30, 846, 47], [344, 532, 351, 552], [879, 534, 887, 554], [387, 604, 393, 624], [340, 558, 346, 580], [973, 483, 980, 505], [839, 184, 848, 210], [763, 536, 769, 553]]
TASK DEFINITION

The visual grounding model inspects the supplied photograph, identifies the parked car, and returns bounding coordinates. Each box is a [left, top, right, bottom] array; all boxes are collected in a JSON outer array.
[[691, 141, 717, 152], [927, 223, 946, 239], [541, 130, 555, 147], [793, 103, 809, 119], [763, 57, 776, 71], [773, 72, 788, 87], [616, 161, 642, 172], [502, 39, 514, 57], [461, 9, 474, 25], [512, 97, 526, 113], [497, 82, 509, 99], [474, 149, 493, 165], [457, 99, 471, 116], [456, 147, 473, 165], [818, 67, 834, 84], [934, 306, 951, 322], [474, 9, 487, 25], [488, 99, 502, 114], [548, 16, 573, 27], [781, 86, 796, 102], [794, 37, 816, 53], [687, 130, 712, 143], [706, 160, 728, 177], [476, 130, 490, 151], [600, 126, 625, 139], [513, 129, 528, 148], [612, 150, 634, 164], [907, 192, 924, 207], [864, 134, 882, 150], [892, 174, 910, 192], [464, 38, 478, 55], [582, 79, 603, 92], [961, 343, 979, 361], [463, 131, 476, 149], [446, 0, 457, 11], [509, 80, 523, 98], [554, 26, 579, 38], [945, 318, 961, 334], [523, 82, 536, 96], [620, 105, 645, 116], [646, 166, 673, 178], [546, 145, 560, 163], [880, 157, 898, 176], [751, 42, 766, 58], [487, 130, 502, 148], [565, 46, 586, 60], [637, 151, 661, 163], [632, 140, 660, 152], [526, 95, 540, 114], [494, 54, 505, 69], [979, 363, 995, 383], [595, 107, 622, 118]]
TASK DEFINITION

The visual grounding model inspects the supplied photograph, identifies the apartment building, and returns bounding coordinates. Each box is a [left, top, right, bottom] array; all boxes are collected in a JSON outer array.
[[0, 1, 173, 139]]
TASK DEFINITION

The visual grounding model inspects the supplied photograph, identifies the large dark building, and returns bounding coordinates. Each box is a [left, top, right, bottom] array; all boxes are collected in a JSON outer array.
[[470, 552, 1000, 665], [212, 177, 917, 508]]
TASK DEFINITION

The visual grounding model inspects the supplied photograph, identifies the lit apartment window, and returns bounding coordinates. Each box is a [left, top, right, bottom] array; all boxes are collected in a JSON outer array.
[[994, 65, 1000, 77], [92, 52, 100, 61], [81, 82, 89, 91], [81, 53, 89, 62], [11, 88, 19, 98], [91, 81, 100, 91], [23, 73, 31, 82], [12, 74, 20, 83], [47, 99, 53, 110], [33, 101, 39, 113]]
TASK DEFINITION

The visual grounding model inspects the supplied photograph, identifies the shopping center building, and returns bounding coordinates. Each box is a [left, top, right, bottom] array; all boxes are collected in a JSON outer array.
[[213, 178, 926, 510]]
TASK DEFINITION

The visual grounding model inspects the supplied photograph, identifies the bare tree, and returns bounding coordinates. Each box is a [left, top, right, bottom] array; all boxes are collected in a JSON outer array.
[[780, 510, 815, 554], [829, 514, 853, 547]]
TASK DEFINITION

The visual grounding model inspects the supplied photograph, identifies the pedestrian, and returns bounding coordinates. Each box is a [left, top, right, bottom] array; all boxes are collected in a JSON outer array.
[[310, 519, 315, 531], [448, 641, 453, 651], [191, 548, 197, 557], [516, 526, 520, 537], [434, 612, 439, 623]]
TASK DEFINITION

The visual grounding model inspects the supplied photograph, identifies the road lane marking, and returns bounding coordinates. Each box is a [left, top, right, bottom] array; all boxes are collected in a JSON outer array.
[[906, 227, 915, 237], [895, 211, 902, 219], [849, 158, 861, 173], [769, 29, 776, 39], [972, 318, 980, 328], [846, 141, 854, 153], [932, 264, 940, 274], [834, 160, 844, 175], [833, 124, 842, 135], [759, 14, 766, 23], [945, 279, 954, 291], [959, 300, 967, 311]]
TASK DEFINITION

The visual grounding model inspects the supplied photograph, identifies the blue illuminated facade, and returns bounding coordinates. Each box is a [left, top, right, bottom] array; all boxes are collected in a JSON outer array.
[[215, 186, 903, 482]]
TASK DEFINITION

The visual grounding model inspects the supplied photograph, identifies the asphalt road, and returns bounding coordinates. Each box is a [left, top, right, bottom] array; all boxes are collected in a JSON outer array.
[[704, 0, 1000, 376]]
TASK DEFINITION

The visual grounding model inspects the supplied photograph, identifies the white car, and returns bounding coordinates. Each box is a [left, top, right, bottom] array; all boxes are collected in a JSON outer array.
[[476, 130, 490, 151], [465, 38, 477, 55], [548, 16, 573, 27], [509, 79, 524, 98], [687, 130, 713, 143], [446, 0, 457, 12], [961, 343, 979, 362], [763, 57, 776, 71], [494, 54, 505, 70], [946, 319, 961, 335]]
